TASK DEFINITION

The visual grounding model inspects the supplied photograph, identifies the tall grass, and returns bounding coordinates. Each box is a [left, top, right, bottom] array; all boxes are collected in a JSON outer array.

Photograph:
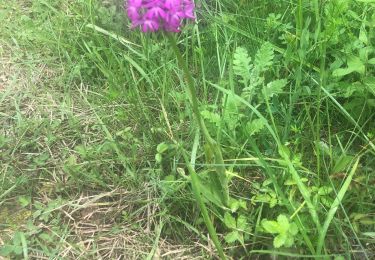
[[0, 0, 374, 258]]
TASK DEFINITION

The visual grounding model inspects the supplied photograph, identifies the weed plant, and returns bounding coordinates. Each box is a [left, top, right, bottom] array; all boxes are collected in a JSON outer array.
[[0, 0, 375, 259]]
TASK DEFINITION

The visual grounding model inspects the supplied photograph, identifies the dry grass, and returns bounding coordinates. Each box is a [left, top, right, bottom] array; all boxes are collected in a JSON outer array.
[[0, 19, 209, 260]]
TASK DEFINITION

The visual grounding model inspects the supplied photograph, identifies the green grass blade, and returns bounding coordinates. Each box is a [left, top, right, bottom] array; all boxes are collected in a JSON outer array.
[[316, 157, 360, 254], [181, 151, 226, 260]]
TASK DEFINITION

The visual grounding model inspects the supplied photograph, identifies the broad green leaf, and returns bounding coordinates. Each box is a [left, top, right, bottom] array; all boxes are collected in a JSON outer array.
[[229, 198, 240, 213], [0, 245, 14, 256], [261, 220, 280, 234], [155, 153, 162, 163], [333, 55, 365, 77], [289, 223, 299, 236], [362, 232, 375, 238], [224, 212, 237, 229], [239, 200, 247, 210], [225, 231, 239, 244], [228, 198, 246, 212], [277, 215, 290, 232], [156, 142, 169, 154], [237, 215, 248, 230], [274, 233, 287, 248], [332, 68, 355, 77], [195, 174, 224, 208], [332, 155, 354, 173], [347, 55, 365, 74], [269, 197, 278, 208], [284, 235, 295, 247], [18, 196, 31, 207]]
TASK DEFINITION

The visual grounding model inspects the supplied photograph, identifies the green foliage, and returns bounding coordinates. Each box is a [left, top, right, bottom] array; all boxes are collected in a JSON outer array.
[[233, 47, 253, 87], [223, 212, 251, 246], [1, 0, 375, 258], [254, 42, 274, 73], [261, 215, 299, 248]]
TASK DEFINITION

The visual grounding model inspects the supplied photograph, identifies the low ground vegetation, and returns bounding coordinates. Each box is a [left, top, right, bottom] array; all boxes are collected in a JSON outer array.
[[1, 0, 375, 258]]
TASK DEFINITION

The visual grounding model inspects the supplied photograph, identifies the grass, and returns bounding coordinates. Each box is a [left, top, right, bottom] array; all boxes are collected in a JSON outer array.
[[1, 0, 375, 259]]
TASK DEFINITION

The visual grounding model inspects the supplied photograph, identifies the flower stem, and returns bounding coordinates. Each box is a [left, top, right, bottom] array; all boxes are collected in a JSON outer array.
[[167, 34, 229, 206]]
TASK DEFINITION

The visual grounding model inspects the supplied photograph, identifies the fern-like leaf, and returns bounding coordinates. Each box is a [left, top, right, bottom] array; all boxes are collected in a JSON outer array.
[[233, 47, 252, 86], [262, 79, 288, 101], [255, 42, 274, 73]]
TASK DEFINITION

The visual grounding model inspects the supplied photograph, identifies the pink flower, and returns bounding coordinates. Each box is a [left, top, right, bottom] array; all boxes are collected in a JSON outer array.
[[125, 0, 195, 32]]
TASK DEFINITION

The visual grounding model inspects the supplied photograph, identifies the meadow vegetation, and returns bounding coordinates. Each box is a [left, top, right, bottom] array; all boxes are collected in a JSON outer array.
[[0, 0, 375, 258]]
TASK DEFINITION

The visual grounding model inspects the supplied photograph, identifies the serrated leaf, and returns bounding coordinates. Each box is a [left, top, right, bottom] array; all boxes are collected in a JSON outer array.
[[224, 212, 237, 229], [255, 42, 274, 72], [277, 215, 290, 232], [233, 47, 252, 86], [224, 231, 239, 244], [284, 235, 295, 247], [201, 110, 221, 127], [246, 118, 266, 136], [261, 220, 280, 234], [237, 215, 248, 230], [263, 79, 287, 100], [229, 198, 240, 213], [289, 223, 299, 236], [223, 93, 241, 130], [274, 233, 287, 248]]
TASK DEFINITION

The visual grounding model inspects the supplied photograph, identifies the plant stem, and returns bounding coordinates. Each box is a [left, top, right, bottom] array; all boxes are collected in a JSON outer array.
[[167, 34, 229, 206], [181, 149, 227, 260]]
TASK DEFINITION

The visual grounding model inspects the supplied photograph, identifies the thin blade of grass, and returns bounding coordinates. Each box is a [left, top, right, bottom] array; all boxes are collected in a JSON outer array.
[[316, 157, 360, 254], [181, 150, 226, 260]]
